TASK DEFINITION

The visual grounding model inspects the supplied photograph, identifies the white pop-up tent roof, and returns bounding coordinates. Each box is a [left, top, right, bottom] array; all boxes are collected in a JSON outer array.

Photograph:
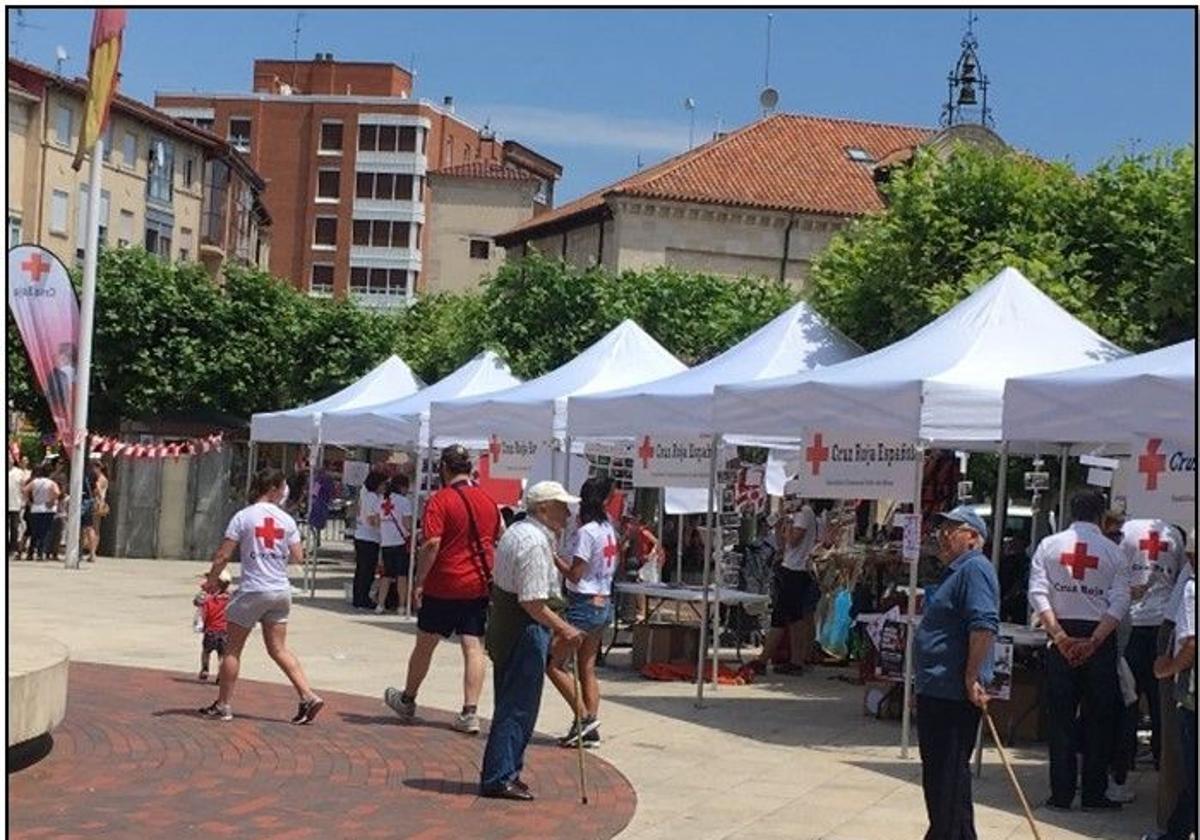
[[319, 351, 522, 448], [429, 320, 686, 445], [1003, 339, 1195, 445], [250, 355, 423, 443], [567, 301, 862, 438], [713, 267, 1127, 446]]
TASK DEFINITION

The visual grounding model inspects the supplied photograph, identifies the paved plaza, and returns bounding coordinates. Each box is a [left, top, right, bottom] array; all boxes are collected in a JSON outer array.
[[9, 556, 1163, 839]]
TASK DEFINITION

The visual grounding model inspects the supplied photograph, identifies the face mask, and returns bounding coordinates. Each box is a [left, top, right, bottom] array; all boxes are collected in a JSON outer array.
[[278, 482, 290, 505]]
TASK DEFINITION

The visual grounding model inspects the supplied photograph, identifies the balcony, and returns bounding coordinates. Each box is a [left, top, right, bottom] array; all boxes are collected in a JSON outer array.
[[351, 199, 425, 224], [349, 246, 421, 270], [354, 152, 427, 175], [350, 290, 413, 310]]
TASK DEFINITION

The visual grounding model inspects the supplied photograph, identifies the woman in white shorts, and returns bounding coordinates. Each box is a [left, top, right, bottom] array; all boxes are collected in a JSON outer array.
[[199, 468, 324, 724]]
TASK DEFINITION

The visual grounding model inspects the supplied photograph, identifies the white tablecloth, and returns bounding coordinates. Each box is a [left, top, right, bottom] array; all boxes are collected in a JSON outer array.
[[612, 582, 770, 608]]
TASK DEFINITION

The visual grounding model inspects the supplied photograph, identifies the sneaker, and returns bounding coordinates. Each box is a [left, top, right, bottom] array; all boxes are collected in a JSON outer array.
[[453, 712, 481, 735], [384, 687, 416, 723], [558, 716, 600, 747], [1081, 797, 1123, 812], [1042, 798, 1072, 812], [198, 669, 209, 682], [375, 603, 386, 614], [1106, 779, 1136, 804], [198, 701, 232, 721], [291, 695, 325, 725], [1139, 832, 1167, 840], [583, 726, 601, 747]]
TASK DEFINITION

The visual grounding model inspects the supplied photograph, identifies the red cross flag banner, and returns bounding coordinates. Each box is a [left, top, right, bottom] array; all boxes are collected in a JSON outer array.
[[630, 434, 714, 488], [7, 246, 82, 441], [72, 8, 127, 171], [1125, 436, 1196, 529], [798, 428, 921, 502], [486, 434, 541, 480]]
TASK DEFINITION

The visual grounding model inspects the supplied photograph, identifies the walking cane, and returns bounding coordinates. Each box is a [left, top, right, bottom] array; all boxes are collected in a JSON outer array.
[[571, 649, 589, 805], [983, 707, 1043, 840]]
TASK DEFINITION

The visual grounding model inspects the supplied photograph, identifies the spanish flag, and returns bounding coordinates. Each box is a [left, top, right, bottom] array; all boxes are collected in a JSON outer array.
[[72, 9, 127, 171]]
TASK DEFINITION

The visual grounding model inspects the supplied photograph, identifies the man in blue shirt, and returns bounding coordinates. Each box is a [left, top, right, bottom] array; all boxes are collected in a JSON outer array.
[[914, 505, 1000, 840]]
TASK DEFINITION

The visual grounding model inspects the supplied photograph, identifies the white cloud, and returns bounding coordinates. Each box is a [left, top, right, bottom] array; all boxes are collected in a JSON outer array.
[[462, 104, 688, 153]]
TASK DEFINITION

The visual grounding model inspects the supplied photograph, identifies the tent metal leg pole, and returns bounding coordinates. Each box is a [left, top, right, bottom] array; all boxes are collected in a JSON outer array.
[[307, 441, 323, 599], [900, 445, 926, 759], [564, 436, 572, 491], [406, 443, 425, 618], [1057, 444, 1069, 529], [676, 514, 684, 584], [991, 443, 1010, 567], [695, 436, 719, 707], [245, 441, 258, 499]]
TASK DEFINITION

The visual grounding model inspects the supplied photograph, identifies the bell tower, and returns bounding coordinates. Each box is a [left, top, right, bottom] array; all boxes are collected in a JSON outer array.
[[941, 11, 993, 128]]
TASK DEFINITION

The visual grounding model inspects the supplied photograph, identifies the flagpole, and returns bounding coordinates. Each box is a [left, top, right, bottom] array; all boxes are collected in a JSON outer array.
[[64, 135, 104, 570]]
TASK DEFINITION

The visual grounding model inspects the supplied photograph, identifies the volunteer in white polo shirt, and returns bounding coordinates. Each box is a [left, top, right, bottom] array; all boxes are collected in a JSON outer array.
[[1121, 518, 1184, 771], [1028, 489, 1132, 812]]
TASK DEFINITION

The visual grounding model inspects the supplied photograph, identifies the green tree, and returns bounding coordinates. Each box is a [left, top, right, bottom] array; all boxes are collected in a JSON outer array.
[[808, 144, 1195, 352]]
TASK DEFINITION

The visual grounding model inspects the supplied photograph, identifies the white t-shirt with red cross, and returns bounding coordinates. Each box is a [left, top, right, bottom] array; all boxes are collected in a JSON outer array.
[[567, 520, 620, 596], [1121, 518, 1184, 627], [1029, 521, 1132, 623], [225, 502, 300, 593], [379, 492, 412, 548]]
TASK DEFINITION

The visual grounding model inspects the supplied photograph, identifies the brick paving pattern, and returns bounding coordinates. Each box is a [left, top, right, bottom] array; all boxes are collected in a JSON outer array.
[[9, 662, 637, 840]]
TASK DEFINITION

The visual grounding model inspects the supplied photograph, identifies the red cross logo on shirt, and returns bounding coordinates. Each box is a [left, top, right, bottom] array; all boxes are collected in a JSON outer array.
[[1138, 438, 1167, 491], [602, 536, 618, 569], [21, 252, 51, 283], [488, 434, 502, 463], [381, 497, 395, 517], [637, 435, 655, 468], [805, 433, 830, 476], [1059, 541, 1099, 581], [254, 517, 284, 550], [1139, 530, 1167, 563]]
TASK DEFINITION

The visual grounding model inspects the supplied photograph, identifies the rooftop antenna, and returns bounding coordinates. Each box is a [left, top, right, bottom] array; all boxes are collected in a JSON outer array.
[[290, 12, 304, 89], [55, 45, 69, 75], [11, 10, 45, 59], [683, 97, 696, 150], [759, 13, 779, 117]]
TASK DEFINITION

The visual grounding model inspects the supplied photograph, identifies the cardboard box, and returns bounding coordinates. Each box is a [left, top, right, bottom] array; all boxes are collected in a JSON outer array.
[[632, 623, 701, 670], [983, 665, 1042, 744]]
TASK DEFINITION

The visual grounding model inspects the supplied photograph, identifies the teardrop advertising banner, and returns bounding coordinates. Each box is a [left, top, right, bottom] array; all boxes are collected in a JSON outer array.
[[7, 246, 82, 441]]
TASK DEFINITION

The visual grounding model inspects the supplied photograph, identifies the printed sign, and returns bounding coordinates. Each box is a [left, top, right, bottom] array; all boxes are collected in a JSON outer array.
[[986, 637, 1014, 702], [631, 434, 714, 488], [1126, 437, 1196, 529], [876, 619, 909, 682], [342, 460, 369, 488], [895, 513, 922, 561], [485, 434, 540, 479], [799, 428, 921, 501]]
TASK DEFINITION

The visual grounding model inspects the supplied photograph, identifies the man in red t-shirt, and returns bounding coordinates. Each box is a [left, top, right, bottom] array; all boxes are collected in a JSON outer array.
[[384, 445, 502, 735]]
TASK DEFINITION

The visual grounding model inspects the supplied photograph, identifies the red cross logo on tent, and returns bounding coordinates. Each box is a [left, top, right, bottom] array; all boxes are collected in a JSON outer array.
[[637, 435, 654, 468], [1139, 530, 1167, 563], [21, 252, 51, 283], [255, 517, 284, 550], [488, 434, 502, 463], [381, 497, 395, 517], [806, 433, 830, 476], [602, 536, 618, 569], [1138, 438, 1167, 491], [1059, 541, 1099, 581]]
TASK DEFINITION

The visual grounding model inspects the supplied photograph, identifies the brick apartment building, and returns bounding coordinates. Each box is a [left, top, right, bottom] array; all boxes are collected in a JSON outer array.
[[156, 55, 561, 305]]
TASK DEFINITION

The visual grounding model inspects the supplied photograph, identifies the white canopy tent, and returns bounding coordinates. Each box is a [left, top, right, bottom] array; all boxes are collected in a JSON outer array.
[[428, 319, 686, 448], [1002, 339, 1195, 446], [249, 355, 423, 444], [712, 266, 1128, 752], [319, 351, 521, 448], [567, 301, 862, 438]]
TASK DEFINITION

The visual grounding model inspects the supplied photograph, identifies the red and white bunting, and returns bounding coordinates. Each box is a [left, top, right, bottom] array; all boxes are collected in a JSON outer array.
[[82, 431, 227, 460]]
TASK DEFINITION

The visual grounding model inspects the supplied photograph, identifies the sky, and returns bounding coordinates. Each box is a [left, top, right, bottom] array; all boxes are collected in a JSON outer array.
[[10, 7, 1196, 202]]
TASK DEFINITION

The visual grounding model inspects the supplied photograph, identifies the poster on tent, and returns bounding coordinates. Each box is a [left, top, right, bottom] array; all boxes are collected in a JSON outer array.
[[1124, 436, 1196, 529], [342, 460, 369, 488], [798, 428, 921, 501], [630, 434, 714, 488], [485, 434, 541, 479]]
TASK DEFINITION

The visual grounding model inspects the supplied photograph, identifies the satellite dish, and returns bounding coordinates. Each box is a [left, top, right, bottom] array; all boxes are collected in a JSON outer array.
[[55, 45, 68, 61], [683, 97, 696, 111], [759, 87, 779, 111]]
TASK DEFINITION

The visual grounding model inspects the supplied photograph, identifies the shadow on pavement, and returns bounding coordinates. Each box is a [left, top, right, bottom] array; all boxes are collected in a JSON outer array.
[[403, 777, 480, 797]]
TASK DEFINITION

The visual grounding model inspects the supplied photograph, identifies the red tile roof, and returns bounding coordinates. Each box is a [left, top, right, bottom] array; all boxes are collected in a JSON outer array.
[[431, 161, 539, 182], [496, 113, 935, 244]]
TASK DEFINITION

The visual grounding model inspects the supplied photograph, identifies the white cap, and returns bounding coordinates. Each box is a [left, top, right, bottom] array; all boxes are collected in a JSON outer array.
[[524, 481, 580, 508]]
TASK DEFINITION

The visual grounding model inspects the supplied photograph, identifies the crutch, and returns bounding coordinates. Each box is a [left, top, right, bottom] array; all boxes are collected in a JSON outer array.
[[571, 649, 589, 804], [983, 707, 1043, 840]]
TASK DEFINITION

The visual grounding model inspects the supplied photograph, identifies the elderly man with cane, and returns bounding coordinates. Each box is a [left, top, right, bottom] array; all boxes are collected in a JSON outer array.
[[480, 481, 583, 801], [914, 506, 1000, 840]]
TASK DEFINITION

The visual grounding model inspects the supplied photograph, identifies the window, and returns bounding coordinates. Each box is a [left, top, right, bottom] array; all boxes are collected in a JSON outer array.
[[349, 266, 369, 292], [49, 191, 69, 235], [350, 266, 409, 302], [179, 227, 193, 262], [311, 264, 334, 296], [534, 178, 549, 204], [118, 210, 134, 247], [398, 126, 417, 153], [845, 147, 875, 164], [122, 131, 138, 169], [395, 174, 413, 201], [392, 223, 409, 249], [354, 172, 414, 201], [352, 219, 371, 246], [469, 239, 491, 260], [191, 117, 215, 132], [54, 104, 73, 146], [8, 215, 21, 248], [144, 218, 173, 258], [228, 118, 251, 152], [182, 157, 195, 189], [75, 186, 111, 255], [370, 220, 391, 247], [147, 137, 175, 204], [313, 216, 337, 247], [317, 169, 340, 200], [102, 122, 114, 161], [378, 125, 397, 153], [358, 123, 377, 151], [319, 121, 343, 152], [352, 219, 412, 249], [355, 172, 374, 199]]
